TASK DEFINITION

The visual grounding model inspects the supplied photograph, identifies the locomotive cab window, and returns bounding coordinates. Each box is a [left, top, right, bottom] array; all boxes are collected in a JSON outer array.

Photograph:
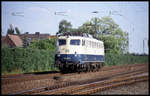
[[58, 39, 66, 45], [82, 40, 85, 46], [70, 39, 80, 45]]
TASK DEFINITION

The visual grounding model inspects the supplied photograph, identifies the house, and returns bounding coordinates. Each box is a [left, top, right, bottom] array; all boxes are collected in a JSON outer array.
[[2, 32, 54, 48], [2, 34, 23, 48], [1, 36, 6, 47], [1, 36, 6, 43], [20, 32, 50, 43]]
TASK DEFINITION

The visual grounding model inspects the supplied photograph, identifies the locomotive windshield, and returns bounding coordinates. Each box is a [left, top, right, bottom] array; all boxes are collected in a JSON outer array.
[[70, 39, 80, 45], [58, 39, 66, 45]]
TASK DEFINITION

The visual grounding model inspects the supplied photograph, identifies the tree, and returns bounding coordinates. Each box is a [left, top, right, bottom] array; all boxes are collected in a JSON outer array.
[[29, 38, 56, 51], [7, 24, 21, 35], [22, 36, 29, 48], [77, 17, 101, 37], [90, 17, 101, 36], [58, 20, 72, 34], [98, 16, 128, 54], [57, 16, 128, 54], [77, 16, 128, 54], [15, 27, 21, 35], [78, 21, 93, 34], [7, 24, 15, 34]]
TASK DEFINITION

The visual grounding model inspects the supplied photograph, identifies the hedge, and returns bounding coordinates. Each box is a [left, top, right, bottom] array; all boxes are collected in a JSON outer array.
[[1, 47, 56, 74], [104, 53, 148, 66], [1, 47, 148, 75]]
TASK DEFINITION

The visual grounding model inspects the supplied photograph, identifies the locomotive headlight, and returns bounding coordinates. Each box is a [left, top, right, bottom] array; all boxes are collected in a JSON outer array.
[[75, 51, 77, 57], [57, 51, 60, 57]]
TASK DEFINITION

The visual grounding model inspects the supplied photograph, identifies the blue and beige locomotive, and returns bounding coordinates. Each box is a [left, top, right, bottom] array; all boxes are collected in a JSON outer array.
[[55, 32, 105, 73]]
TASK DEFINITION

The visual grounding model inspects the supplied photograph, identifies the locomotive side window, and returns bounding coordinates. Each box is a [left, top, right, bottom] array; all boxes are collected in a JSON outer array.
[[92, 41, 94, 48], [99, 43, 101, 48], [58, 39, 66, 45], [70, 39, 80, 45], [98, 43, 100, 48], [89, 41, 91, 47], [82, 40, 85, 46]]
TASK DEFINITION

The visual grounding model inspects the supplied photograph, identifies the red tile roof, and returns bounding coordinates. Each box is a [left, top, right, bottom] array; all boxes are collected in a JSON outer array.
[[8, 34, 23, 47], [1, 36, 6, 42]]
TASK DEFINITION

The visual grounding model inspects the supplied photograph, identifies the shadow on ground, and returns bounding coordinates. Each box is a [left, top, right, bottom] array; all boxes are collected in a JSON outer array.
[[24, 71, 60, 75]]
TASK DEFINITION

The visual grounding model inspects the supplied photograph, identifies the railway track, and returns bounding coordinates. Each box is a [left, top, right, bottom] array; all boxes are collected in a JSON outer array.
[[73, 73, 148, 95], [7, 64, 148, 95], [2, 72, 60, 85], [2, 63, 147, 85], [35, 70, 148, 95]]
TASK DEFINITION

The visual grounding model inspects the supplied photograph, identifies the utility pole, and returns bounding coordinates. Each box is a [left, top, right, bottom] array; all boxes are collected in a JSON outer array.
[[95, 18, 97, 34], [143, 38, 148, 55], [143, 39, 144, 54], [92, 11, 99, 37]]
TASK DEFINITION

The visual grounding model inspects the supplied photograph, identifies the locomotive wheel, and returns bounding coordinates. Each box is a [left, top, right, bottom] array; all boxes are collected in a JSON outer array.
[[94, 66, 97, 72], [60, 69, 66, 73], [85, 64, 89, 72], [90, 65, 94, 72], [93, 64, 97, 72], [59, 64, 67, 73], [102, 63, 104, 67], [100, 63, 104, 68], [83, 64, 87, 72], [87, 64, 90, 72], [77, 64, 81, 73], [97, 64, 100, 69], [81, 64, 84, 72], [95, 64, 99, 71], [89, 64, 93, 72], [71, 65, 75, 73], [72, 65, 76, 72]]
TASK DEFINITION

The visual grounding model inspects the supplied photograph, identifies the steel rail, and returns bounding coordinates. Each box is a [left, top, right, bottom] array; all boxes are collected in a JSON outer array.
[[73, 73, 148, 95], [6, 64, 148, 95], [36, 70, 148, 95]]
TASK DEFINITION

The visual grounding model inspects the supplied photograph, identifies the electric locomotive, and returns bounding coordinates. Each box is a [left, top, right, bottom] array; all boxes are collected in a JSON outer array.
[[55, 32, 105, 73]]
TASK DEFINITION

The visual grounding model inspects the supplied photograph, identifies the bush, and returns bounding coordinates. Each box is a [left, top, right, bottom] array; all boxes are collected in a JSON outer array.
[[104, 53, 148, 66], [1, 47, 56, 75], [1, 47, 148, 75]]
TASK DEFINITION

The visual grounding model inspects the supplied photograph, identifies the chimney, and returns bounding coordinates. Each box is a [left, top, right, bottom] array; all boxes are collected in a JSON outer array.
[[25, 32, 29, 34], [35, 32, 40, 35]]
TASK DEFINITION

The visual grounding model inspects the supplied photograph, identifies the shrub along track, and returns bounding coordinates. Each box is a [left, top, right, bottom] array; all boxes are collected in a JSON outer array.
[[4, 63, 148, 95]]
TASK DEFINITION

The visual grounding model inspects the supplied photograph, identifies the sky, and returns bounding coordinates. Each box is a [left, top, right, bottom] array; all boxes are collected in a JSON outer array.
[[1, 1, 149, 54]]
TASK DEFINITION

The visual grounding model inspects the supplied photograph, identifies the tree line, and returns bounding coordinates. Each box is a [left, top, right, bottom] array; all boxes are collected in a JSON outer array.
[[5, 16, 128, 55], [57, 16, 128, 54]]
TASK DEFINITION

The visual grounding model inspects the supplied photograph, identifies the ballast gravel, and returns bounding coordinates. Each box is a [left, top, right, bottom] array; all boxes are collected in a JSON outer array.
[[93, 81, 149, 95]]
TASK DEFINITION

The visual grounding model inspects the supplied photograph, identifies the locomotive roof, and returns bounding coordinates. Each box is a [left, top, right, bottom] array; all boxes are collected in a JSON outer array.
[[57, 32, 103, 43], [57, 32, 97, 39]]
